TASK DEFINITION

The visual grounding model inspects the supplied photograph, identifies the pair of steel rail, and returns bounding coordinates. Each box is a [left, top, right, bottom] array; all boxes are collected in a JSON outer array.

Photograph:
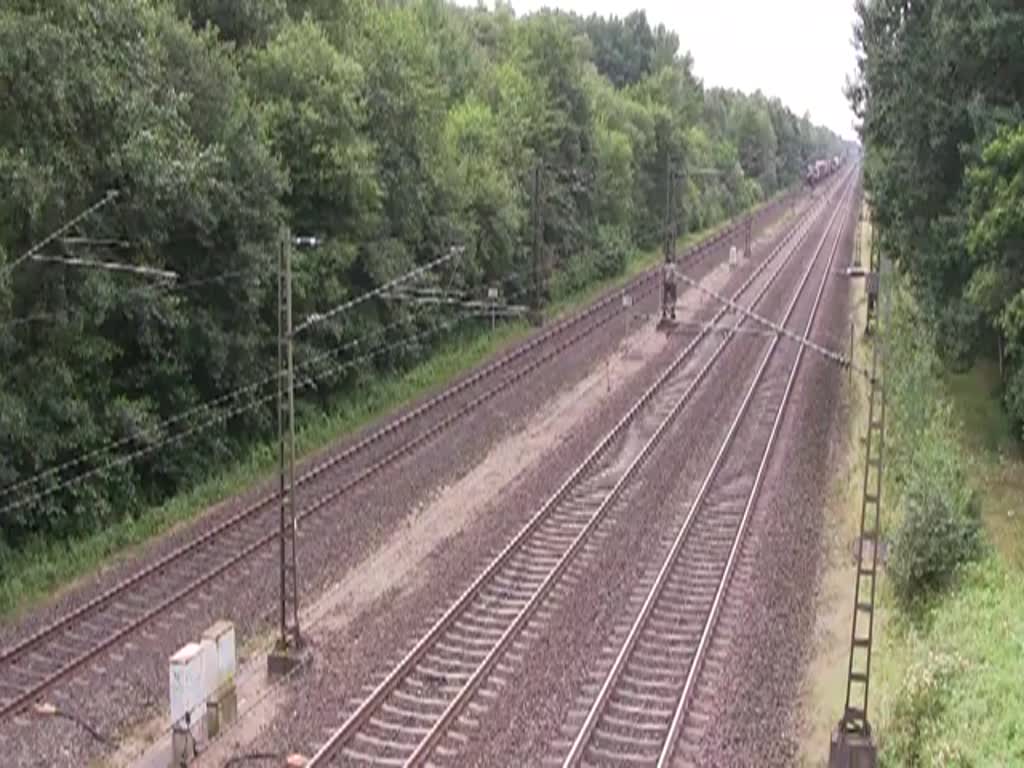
[[306, 171, 858, 766]]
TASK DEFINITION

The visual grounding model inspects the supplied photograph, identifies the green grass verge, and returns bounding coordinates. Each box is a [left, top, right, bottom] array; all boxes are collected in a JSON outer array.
[[946, 361, 1019, 456], [946, 362, 1024, 570], [876, 560, 1024, 765], [545, 248, 659, 320], [875, 359, 1024, 765]]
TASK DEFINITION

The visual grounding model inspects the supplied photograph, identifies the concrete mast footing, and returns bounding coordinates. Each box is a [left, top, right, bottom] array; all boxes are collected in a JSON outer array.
[[267, 641, 311, 678], [829, 726, 878, 768]]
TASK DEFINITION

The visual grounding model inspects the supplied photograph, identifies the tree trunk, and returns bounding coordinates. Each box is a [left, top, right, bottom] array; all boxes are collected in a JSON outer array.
[[998, 332, 1004, 380]]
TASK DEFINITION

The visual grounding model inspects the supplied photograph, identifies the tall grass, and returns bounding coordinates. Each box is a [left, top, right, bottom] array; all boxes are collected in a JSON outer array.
[[882, 279, 982, 606], [876, 274, 1024, 765]]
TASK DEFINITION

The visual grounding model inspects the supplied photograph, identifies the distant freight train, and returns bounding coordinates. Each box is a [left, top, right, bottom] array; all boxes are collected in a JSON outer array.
[[805, 155, 843, 187]]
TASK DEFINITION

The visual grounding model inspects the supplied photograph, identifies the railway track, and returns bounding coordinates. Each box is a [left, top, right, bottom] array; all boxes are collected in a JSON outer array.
[[559, 171, 858, 768], [304, 177, 846, 767], [0, 194, 793, 724]]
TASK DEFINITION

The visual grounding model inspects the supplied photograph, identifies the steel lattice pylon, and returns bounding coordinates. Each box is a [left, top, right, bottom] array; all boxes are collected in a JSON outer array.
[[276, 238, 301, 654], [830, 215, 885, 768], [841, 339, 885, 735]]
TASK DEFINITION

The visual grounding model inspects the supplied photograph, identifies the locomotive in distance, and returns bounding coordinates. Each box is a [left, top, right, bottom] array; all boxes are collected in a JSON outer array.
[[805, 154, 843, 187]]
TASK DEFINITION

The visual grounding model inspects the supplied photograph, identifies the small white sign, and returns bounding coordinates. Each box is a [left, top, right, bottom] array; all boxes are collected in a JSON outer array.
[[622, 294, 633, 308], [487, 287, 499, 299]]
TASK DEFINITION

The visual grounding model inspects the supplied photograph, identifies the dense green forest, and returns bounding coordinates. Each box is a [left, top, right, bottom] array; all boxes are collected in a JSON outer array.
[[850, 0, 1024, 430], [0, 0, 847, 551]]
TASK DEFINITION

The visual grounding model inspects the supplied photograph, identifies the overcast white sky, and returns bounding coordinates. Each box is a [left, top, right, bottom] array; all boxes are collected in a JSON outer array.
[[463, 0, 860, 140]]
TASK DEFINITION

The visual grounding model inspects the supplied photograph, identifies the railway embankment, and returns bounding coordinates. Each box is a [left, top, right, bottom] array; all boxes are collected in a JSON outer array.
[[871, 285, 1024, 765], [800, 211, 1024, 765]]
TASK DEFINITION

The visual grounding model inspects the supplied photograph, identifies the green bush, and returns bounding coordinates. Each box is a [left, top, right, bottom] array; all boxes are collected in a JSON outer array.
[[1004, 364, 1024, 441], [594, 225, 629, 279], [889, 487, 982, 605], [934, 297, 981, 372]]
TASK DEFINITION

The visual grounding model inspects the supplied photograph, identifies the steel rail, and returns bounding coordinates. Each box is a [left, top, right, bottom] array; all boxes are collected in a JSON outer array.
[[306, 185, 831, 767], [401, 190, 842, 766], [656, 175, 858, 768], [282, 190, 806, 528], [559, 169, 856, 768], [0, 197, 783, 723]]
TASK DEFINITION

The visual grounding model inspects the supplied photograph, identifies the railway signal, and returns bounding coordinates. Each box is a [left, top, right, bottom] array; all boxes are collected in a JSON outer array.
[[661, 162, 728, 324], [9, 191, 176, 285]]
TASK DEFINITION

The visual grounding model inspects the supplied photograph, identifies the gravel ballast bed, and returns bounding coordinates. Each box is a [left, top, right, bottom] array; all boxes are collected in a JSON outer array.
[[678, 188, 857, 767], [229, 193, 826, 764], [448, 183, 850, 767]]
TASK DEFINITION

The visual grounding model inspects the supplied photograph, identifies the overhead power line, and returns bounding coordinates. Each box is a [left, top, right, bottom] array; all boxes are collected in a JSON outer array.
[[0, 312, 473, 520], [1, 313, 61, 331], [29, 254, 178, 281], [0, 302, 447, 500], [3, 271, 253, 333], [0, 371, 280, 499], [57, 237, 131, 248], [381, 291, 529, 315], [0, 244, 517, 516], [1, 252, 481, 499], [672, 268, 871, 378], [143, 265, 277, 299], [0, 391, 277, 519], [2, 192, 120, 277], [0, 256, 483, 499], [294, 248, 463, 335]]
